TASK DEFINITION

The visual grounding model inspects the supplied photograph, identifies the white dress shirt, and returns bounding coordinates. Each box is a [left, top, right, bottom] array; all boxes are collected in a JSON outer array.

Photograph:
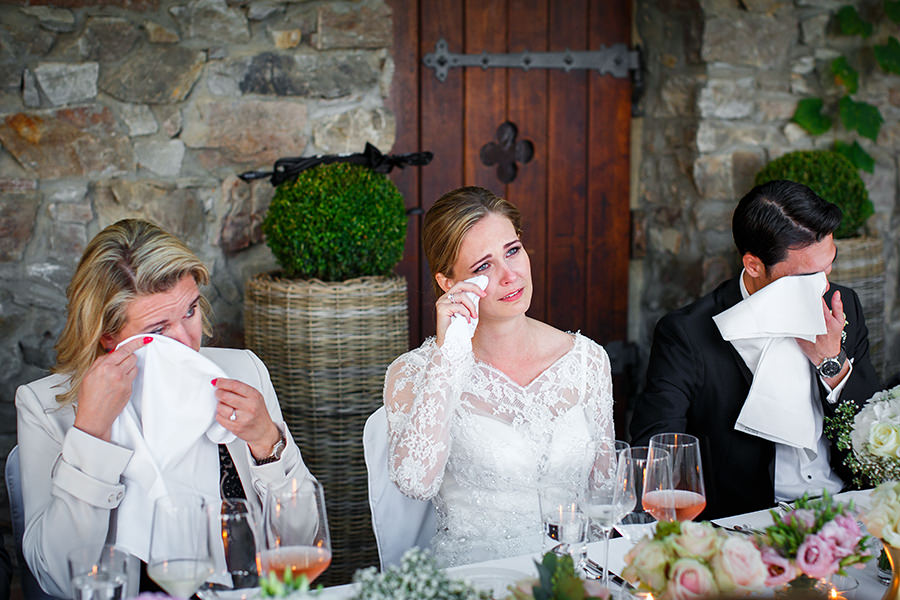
[[737, 270, 850, 501]]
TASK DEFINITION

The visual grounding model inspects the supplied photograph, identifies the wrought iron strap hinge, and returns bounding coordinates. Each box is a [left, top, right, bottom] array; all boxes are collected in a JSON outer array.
[[423, 38, 641, 82]]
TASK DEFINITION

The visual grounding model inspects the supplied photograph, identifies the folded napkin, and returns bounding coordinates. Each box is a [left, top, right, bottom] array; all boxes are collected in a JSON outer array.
[[712, 273, 828, 451], [442, 275, 489, 361], [111, 334, 236, 563]]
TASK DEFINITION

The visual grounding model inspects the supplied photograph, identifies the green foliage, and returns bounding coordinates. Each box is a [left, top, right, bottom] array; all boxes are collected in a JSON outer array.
[[260, 570, 319, 597], [263, 162, 407, 281], [875, 36, 900, 73], [834, 139, 875, 173], [887, 0, 900, 23], [830, 56, 859, 93], [839, 96, 884, 141], [754, 150, 873, 238], [792, 98, 832, 135], [837, 5, 873, 37], [522, 553, 605, 600]]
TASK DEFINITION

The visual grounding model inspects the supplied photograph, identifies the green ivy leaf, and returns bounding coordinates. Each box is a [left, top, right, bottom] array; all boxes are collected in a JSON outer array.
[[837, 5, 873, 37], [839, 96, 884, 141], [830, 56, 859, 93], [834, 140, 876, 173], [887, 0, 900, 23], [875, 36, 900, 74], [792, 98, 832, 135]]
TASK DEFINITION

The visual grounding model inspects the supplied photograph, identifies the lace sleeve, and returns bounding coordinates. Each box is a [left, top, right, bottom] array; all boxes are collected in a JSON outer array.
[[382, 339, 472, 501], [583, 337, 615, 441]]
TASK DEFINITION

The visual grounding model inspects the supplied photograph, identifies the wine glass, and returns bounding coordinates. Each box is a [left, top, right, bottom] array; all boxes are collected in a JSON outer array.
[[201, 498, 261, 598], [260, 477, 331, 586], [148, 493, 216, 598], [614, 446, 674, 542], [584, 439, 635, 588], [648, 433, 707, 521]]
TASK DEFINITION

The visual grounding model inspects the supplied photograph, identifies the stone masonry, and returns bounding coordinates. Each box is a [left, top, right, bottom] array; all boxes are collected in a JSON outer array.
[[632, 0, 900, 389]]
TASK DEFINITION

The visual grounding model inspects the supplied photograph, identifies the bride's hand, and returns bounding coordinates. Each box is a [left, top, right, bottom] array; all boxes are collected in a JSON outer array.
[[435, 281, 486, 347]]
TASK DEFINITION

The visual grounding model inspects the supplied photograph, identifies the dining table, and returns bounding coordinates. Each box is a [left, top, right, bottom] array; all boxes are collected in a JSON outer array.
[[312, 488, 885, 599]]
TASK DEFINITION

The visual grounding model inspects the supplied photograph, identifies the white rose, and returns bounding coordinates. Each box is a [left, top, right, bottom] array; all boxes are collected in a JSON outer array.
[[869, 423, 900, 458]]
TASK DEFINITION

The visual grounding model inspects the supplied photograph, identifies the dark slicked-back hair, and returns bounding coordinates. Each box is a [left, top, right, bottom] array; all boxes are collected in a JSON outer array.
[[733, 179, 842, 268]]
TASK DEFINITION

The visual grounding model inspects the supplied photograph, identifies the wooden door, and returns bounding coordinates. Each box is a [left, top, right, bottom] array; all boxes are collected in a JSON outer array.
[[388, 0, 632, 433]]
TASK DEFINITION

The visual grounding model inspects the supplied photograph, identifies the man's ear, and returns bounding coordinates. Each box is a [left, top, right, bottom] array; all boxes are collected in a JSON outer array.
[[742, 253, 766, 278], [435, 272, 454, 294]]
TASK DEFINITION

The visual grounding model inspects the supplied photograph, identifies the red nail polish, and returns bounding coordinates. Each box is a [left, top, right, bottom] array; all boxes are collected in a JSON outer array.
[[211, 378, 218, 386], [143, 336, 153, 344]]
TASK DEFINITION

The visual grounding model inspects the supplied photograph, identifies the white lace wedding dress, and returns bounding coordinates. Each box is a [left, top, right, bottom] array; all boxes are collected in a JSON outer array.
[[383, 332, 614, 567]]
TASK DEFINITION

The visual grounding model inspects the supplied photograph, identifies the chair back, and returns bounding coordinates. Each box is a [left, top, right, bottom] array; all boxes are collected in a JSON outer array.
[[6, 445, 64, 600], [363, 406, 436, 570]]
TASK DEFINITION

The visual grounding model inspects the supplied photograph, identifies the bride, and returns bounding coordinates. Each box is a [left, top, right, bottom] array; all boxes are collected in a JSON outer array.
[[383, 186, 614, 566]]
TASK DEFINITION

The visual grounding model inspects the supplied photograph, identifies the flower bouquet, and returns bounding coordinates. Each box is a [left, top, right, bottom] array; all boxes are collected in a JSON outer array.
[[756, 492, 870, 595], [352, 548, 491, 600], [621, 520, 768, 599], [824, 383, 900, 487]]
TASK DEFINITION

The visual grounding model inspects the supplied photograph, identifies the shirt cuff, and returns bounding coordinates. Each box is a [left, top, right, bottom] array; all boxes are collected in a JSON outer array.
[[821, 357, 855, 403], [53, 427, 132, 508]]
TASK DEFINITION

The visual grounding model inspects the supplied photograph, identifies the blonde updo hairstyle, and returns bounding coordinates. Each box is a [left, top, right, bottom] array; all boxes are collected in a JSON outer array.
[[422, 186, 522, 297], [53, 219, 212, 404]]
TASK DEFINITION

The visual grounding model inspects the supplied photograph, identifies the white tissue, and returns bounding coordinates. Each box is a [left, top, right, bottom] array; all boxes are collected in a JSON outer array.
[[442, 275, 489, 360]]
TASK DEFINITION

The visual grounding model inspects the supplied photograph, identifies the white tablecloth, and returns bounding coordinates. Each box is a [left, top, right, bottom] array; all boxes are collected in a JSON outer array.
[[315, 488, 884, 599]]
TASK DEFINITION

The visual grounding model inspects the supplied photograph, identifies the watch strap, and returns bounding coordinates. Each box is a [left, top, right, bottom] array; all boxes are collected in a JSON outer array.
[[254, 428, 286, 465]]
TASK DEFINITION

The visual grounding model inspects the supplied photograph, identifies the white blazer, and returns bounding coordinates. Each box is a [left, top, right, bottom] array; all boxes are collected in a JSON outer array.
[[15, 348, 311, 598]]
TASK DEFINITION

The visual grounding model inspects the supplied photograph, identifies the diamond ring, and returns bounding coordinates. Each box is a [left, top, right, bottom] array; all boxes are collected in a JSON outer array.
[[229, 409, 237, 421]]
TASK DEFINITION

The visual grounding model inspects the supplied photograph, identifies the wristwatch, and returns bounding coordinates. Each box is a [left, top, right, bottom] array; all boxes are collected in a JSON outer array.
[[817, 348, 848, 378], [254, 428, 286, 465]]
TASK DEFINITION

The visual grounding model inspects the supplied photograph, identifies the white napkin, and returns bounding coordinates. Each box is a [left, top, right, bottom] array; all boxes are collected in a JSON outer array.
[[442, 275, 489, 360], [110, 334, 236, 562], [712, 273, 828, 451]]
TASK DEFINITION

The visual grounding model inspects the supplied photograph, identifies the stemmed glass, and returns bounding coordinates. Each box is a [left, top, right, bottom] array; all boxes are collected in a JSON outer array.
[[647, 433, 707, 521], [583, 438, 636, 588], [260, 477, 332, 586], [147, 493, 216, 598], [614, 446, 674, 543], [200, 498, 261, 599]]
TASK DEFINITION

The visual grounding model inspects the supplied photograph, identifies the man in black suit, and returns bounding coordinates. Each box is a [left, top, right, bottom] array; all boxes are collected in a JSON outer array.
[[630, 180, 882, 519]]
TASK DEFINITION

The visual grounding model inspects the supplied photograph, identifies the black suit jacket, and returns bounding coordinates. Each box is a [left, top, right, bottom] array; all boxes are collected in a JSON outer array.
[[630, 277, 882, 519]]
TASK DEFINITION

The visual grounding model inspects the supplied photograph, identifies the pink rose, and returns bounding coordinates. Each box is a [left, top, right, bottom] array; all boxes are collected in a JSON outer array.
[[818, 515, 862, 559], [796, 533, 840, 579], [760, 547, 796, 587], [782, 509, 816, 530], [711, 536, 767, 592], [667, 558, 718, 600], [669, 522, 720, 560]]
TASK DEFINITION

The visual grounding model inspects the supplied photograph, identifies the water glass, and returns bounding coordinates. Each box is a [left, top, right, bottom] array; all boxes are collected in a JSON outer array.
[[538, 484, 587, 559], [68, 544, 135, 600], [201, 497, 262, 598], [615, 446, 673, 541]]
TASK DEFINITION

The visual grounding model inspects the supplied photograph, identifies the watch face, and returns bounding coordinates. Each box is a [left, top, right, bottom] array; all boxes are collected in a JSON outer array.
[[820, 359, 841, 378]]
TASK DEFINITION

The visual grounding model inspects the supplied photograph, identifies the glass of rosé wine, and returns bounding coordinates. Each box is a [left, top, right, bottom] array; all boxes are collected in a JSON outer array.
[[259, 477, 331, 586], [646, 433, 706, 521]]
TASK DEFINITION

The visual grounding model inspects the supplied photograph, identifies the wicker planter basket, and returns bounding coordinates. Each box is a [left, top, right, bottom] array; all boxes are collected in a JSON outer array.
[[244, 273, 409, 584], [832, 236, 885, 379]]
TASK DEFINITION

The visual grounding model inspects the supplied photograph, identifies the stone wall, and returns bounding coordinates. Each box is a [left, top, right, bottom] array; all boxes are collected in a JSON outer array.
[[0, 0, 394, 584], [633, 0, 900, 387]]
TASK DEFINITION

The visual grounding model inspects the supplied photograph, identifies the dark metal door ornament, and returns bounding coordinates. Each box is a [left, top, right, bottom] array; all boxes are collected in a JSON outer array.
[[480, 121, 533, 184], [423, 38, 640, 82]]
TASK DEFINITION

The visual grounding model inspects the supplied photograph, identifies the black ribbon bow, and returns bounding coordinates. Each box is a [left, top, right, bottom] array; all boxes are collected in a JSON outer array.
[[238, 142, 434, 187]]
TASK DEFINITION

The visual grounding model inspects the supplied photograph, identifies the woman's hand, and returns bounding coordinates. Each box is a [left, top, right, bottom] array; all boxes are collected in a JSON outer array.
[[74, 336, 152, 442], [212, 378, 281, 461], [435, 281, 487, 348]]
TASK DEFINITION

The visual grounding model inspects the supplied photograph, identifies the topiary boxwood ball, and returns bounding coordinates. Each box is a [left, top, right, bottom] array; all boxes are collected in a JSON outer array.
[[262, 162, 407, 281], [754, 150, 873, 239]]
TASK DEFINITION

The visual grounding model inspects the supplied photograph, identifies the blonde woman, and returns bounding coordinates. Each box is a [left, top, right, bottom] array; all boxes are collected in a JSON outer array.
[[15, 219, 312, 597], [383, 186, 615, 567]]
